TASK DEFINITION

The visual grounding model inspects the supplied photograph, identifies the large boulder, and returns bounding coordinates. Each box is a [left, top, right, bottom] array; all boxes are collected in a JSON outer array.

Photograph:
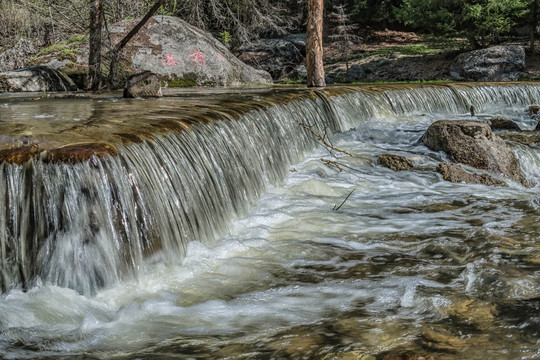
[[0, 38, 36, 72], [36, 16, 272, 87], [421, 120, 528, 186], [0, 66, 77, 92], [449, 45, 525, 81]]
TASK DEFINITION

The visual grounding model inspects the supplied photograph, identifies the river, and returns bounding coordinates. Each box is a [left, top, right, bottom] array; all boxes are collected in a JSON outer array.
[[0, 84, 538, 359]]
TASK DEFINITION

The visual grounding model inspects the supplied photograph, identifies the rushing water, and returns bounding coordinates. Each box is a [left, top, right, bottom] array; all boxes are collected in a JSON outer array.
[[0, 84, 539, 359]]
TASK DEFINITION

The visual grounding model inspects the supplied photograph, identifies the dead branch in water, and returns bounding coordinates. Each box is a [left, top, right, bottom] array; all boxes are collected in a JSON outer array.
[[297, 120, 355, 158], [321, 158, 344, 172], [333, 188, 356, 211]]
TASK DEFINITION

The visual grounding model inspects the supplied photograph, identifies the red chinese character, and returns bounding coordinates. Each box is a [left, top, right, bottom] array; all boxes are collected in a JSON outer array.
[[162, 53, 179, 66], [211, 50, 224, 61], [189, 50, 205, 65]]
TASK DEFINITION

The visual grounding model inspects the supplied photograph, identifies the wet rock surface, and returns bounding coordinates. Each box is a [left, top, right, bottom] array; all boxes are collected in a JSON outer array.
[[436, 162, 508, 187], [421, 120, 528, 186], [377, 154, 414, 171], [487, 116, 521, 131]]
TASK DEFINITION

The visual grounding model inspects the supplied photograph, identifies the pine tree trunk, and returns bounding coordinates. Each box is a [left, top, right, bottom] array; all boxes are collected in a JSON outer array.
[[306, 0, 326, 87], [530, 0, 539, 53], [87, 0, 103, 90]]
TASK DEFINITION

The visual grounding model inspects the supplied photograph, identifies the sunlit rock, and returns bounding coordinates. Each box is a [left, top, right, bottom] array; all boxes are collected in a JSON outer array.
[[421, 120, 528, 186]]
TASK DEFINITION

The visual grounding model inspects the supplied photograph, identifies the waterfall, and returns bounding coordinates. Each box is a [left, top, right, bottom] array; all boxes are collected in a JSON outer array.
[[2, 83, 540, 294]]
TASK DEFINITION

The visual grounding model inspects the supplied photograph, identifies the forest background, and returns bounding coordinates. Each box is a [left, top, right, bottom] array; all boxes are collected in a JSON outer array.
[[1, 0, 540, 83]]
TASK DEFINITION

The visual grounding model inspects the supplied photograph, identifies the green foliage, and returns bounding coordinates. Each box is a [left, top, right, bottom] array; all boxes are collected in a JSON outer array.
[[395, 0, 533, 48], [370, 44, 440, 56], [280, 77, 304, 85], [219, 30, 233, 48]]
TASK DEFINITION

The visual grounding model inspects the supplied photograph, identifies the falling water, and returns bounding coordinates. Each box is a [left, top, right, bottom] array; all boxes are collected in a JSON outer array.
[[0, 83, 539, 359]]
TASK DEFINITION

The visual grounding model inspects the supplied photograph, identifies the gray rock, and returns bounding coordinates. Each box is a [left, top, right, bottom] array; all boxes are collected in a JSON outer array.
[[289, 65, 307, 80], [437, 162, 508, 187], [0, 66, 77, 92], [421, 120, 528, 186], [123, 71, 162, 98], [0, 38, 36, 72], [237, 37, 304, 79], [450, 45, 525, 81], [282, 34, 306, 54], [33, 16, 271, 87], [113, 16, 271, 86], [346, 64, 366, 81]]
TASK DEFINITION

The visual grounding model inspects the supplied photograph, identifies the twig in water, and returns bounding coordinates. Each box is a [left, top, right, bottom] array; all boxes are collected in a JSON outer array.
[[321, 158, 343, 172], [333, 188, 356, 211], [297, 121, 355, 157]]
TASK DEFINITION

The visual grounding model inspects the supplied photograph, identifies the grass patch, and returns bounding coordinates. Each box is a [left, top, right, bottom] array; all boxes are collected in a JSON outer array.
[[369, 44, 442, 57], [32, 34, 87, 60]]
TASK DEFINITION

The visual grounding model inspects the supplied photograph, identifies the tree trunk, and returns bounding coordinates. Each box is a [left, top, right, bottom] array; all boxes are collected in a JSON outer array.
[[306, 0, 326, 87], [530, 0, 539, 53], [87, 0, 103, 90], [107, 0, 166, 89]]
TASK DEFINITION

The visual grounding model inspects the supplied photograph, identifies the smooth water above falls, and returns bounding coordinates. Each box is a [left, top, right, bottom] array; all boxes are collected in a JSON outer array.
[[0, 84, 539, 359]]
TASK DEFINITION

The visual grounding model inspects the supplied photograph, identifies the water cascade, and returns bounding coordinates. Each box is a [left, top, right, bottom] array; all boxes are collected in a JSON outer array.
[[2, 83, 540, 294], [0, 83, 539, 359]]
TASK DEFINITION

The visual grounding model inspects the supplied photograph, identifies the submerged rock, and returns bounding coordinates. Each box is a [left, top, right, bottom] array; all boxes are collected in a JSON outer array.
[[437, 162, 508, 187], [123, 71, 162, 98], [421, 120, 528, 186], [420, 328, 466, 353], [499, 130, 540, 144], [449, 45, 525, 81], [487, 116, 521, 131], [0, 66, 77, 92], [377, 154, 414, 171], [442, 298, 497, 331]]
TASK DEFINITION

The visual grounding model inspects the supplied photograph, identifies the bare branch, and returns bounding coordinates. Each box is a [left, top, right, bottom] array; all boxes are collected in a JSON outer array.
[[333, 188, 356, 211]]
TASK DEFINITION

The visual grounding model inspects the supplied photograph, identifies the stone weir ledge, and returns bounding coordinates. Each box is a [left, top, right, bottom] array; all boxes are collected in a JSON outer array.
[[0, 87, 332, 165], [0, 82, 536, 165]]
